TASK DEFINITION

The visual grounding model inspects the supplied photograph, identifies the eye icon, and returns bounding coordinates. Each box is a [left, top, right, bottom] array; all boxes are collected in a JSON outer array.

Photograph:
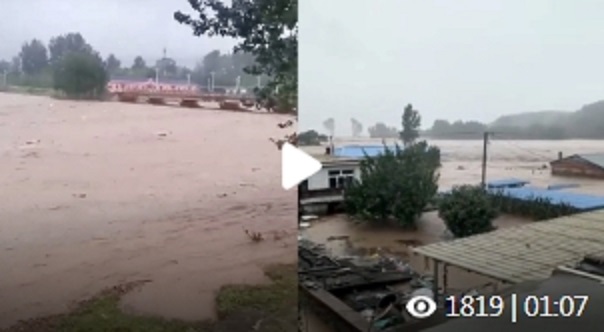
[[406, 295, 437, 319]]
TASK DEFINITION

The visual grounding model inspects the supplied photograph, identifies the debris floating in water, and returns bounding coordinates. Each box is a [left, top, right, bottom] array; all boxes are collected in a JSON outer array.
[[299, 222, 311, 229]]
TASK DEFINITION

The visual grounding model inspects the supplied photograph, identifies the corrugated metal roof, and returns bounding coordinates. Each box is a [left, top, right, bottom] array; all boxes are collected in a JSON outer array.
[[490, 186, 604, 211], [413, 210, 604, 283], [486, 178, 529, 189], [579, 153, 604, 169], [331, 144, 450, 160]]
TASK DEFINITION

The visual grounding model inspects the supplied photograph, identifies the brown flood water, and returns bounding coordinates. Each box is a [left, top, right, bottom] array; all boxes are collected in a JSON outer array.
[[0, 93, 297, 328], [301, 137, 604, 331]]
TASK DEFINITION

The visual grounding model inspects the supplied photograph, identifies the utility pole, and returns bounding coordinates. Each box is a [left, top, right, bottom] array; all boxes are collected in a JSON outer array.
[[210, 72, 215, 92], [481, 131, 490, 188], [235, 75, 241, 93]]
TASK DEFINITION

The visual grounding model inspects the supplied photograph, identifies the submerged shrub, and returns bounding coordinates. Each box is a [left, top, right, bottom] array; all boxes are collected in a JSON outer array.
[[439, 185, 498, 238]]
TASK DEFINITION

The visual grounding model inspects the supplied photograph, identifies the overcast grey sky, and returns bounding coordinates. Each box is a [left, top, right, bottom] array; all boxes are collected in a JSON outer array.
[[299, 0, 604, 135], [0, 0, 234, 68]]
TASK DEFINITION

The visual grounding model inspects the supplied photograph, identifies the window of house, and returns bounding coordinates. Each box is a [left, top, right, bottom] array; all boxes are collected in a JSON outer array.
[[328, 168, 355, 189]]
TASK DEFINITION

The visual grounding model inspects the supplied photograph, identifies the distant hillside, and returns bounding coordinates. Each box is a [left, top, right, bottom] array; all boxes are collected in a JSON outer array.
[[427, 99, 604, 139], [490, 110, 571, 128]]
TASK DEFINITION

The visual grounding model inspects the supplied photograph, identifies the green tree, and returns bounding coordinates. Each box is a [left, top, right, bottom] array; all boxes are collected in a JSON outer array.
[[132, 56, 147, 71], [345, 141, 440, 227], [53, 52, 108, 99], [368, 122, 399, 138], [438, 185, 498, 238], [104, 54, 121, 75], [351, 118, 363, 137], [19, 39, 48, 75], [194, 50, 222, 87], [48, 33, 93, 65], [0, 60, 10, 73], [192, 50, 260, 88], [298, 130, 328, 146], [323, 118, 335, 136], [400, 104, 421, 146], [9, 56, 21, 74], [174, 0, 297, 113]]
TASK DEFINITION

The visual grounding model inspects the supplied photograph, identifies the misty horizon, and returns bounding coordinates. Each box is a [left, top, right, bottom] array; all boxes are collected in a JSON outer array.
[[299, 0, 604, 135], [0, 0, 235, 68]]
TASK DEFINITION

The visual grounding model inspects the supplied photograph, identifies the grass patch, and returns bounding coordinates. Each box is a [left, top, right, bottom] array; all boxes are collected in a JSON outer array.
[[216, 264, 296, 318], [2, 85, 54, 97], [1, 264, 297, 332]]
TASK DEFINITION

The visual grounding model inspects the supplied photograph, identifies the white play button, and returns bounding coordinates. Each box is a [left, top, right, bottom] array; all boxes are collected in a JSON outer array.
[[281, 143, 322, 190]]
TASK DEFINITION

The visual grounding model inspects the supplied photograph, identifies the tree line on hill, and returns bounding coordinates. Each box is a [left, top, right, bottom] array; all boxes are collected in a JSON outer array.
[[0, 33, 265, 98], [300, 99, 604, 141], [425, 102, 604, 140]]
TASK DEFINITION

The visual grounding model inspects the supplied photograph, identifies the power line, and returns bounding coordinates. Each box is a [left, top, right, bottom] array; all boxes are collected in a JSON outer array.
[[490, 137, 554, 161]]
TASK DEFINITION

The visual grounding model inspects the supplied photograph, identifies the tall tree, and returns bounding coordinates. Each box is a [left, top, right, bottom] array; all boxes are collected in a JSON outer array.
[[48, 33, 93, 65], [351, 118, 363, 137], [400, 104, 421, 146], [174, 0, 297, 113], [323, 118, 335, 136], [53, 52, 107, 99], [104, 54, 121, 74], [131, 56, 147, 71], [369, 122, 399, 139], [10, 56, 21, 74], [19, 39, 48, 75], [0, 60, 10, 73], [344, 142, 441, 227], [192, 51, 217, 87]]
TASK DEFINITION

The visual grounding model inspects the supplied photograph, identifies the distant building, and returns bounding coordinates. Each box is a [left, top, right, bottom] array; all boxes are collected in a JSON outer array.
[[550, 153, 604, 179], [106, 78, 198, 95]]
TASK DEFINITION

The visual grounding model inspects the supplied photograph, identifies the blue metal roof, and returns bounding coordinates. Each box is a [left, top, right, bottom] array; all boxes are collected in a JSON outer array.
[[486, 178, 529, 189], [547, 183, 580, 190], [333, 145, 395, 158], [490, 187, 604, 211]]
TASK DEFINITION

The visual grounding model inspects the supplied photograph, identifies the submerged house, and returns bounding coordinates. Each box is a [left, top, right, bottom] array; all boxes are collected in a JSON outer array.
[[298, 153, 360, 208], [299, 144, 393, 212], [550, 153, 604, 179]]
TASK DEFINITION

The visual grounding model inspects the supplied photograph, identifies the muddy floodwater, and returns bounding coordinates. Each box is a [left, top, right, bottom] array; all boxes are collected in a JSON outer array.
[[301, 137, 604, 331], [0, 93, 297, 328]]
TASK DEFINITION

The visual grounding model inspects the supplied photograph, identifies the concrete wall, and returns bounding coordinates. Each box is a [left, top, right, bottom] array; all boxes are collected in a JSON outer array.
[[308, 168, 330, 190]]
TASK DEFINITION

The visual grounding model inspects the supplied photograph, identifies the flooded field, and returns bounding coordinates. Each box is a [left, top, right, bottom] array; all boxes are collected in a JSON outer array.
[[0, 93, 297, 328], [306, 137, 604, 194], [301, 137, 604, 331]]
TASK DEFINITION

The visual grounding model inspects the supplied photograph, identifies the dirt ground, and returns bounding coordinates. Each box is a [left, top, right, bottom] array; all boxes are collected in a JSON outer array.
[[0, 93, 297, 328]]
